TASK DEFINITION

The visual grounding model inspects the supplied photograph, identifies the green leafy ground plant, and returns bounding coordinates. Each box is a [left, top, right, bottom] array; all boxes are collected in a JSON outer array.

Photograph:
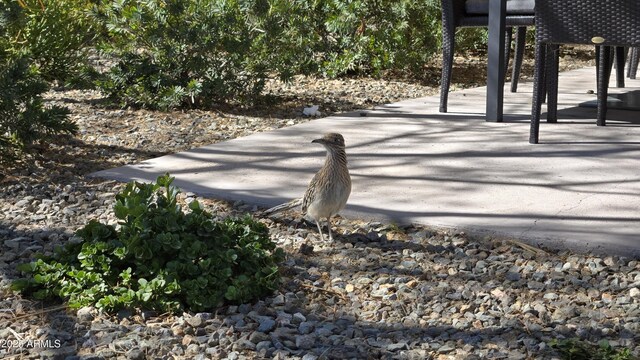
[[13, 174, 284, 313], [550, 338, 636, 360]]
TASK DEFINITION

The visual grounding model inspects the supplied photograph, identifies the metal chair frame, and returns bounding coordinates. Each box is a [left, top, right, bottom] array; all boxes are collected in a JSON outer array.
[[440, 0, 534, 113], [530, 0, 640, 144]]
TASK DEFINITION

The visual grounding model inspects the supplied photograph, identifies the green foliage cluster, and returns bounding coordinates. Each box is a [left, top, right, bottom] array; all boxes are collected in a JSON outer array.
[[550, 338, 635, 360], [320, 0, 442, 77], [2, 0, 96, 84], [93, 0, 447, 109], [0, 0, 92, 164], [13, 174, 284, 313], [95, 0, 267, 110], [2, 0, 487, 113], [0, 51, 76, 164], [248, 0, 443, 78]]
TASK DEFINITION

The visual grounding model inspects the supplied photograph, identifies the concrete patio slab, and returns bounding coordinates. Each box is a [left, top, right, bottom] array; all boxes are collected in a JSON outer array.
[[91, 68, 640, 257]]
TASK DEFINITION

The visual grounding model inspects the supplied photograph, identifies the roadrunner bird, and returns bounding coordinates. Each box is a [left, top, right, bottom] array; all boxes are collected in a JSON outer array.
[[264, 133, 351, 241]]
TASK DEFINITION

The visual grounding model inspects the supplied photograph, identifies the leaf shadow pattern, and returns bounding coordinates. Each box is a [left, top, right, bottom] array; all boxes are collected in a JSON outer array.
[[264, 222, 640, 359]]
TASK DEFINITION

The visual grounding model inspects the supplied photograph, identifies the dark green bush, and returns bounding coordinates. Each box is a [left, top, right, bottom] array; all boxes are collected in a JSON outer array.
[[318, 0, 443, 77], [0, 48, 76, 165], [0, 0, 90, 165], [223, 0, 448, 78], [13, 174, 284, 313], [92, 0, 455, 109], [2, 0, 96, 84], [95, 0, 267, 110], [241, 0, 326, 80], [250, 0, 489, 78], [3, 0, 487, 113]]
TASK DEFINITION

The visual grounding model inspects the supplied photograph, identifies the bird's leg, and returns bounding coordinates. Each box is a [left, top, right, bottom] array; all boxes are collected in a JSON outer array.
[[315, 220, 325, 242], [326, 218, 333, 241]]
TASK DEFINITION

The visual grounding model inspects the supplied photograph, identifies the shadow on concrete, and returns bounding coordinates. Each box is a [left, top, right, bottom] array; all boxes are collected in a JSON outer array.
[[90, 93, 640, 257]]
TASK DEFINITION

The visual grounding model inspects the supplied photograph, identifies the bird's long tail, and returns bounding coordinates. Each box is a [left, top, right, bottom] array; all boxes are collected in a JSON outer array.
[[263, 198, 302, 215]]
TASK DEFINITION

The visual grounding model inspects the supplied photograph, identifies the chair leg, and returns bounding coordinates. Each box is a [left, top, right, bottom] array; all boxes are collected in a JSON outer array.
[[504, 27, 513, 87], [541, 64, 547, 104], [608, 47, 616, 83], [596, 46, 614, 86], [595, 46, 601, 88], [530, 43, 546, 144], [541, 44, 550, 104], [627, 47, 633, 78], [615, 47, 626, 88], [510, 27, 526, 93], [597, 46, 612, 126], [629, 47, 639, 79], [439, 28, 455, 113], [546, 45, 560, 123]]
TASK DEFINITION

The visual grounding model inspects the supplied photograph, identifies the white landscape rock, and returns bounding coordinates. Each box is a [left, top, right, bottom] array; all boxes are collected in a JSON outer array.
[[302, 105, 321, 117]]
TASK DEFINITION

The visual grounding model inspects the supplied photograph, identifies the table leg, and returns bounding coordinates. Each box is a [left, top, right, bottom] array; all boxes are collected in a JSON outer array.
[[487, 0, 506, 122]]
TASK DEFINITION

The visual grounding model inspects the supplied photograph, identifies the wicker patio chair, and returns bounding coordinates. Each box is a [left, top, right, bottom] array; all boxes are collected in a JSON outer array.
[[530, 0, 640, 144], [439, 0, 535, 113]]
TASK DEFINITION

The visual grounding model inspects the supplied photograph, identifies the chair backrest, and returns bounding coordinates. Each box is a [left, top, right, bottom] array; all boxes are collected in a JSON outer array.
[[535, 0, 640, 46], [442, 0, 534, 28], [465, 0, 534, 15], [441, 0, 467, 27]]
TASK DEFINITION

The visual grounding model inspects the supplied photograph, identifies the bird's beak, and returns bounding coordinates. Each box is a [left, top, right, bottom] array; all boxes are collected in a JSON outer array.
[[311, 138, 324, 144]]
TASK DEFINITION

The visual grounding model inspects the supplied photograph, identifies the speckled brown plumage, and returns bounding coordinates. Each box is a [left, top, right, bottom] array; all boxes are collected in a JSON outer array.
[[265, 133, 351, 241]]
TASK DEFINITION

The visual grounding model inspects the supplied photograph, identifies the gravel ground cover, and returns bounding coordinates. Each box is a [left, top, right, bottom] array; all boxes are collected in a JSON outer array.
[[2, 50, 639, 360]]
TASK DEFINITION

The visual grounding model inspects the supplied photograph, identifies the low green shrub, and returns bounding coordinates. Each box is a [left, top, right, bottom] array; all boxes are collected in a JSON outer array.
[[246, 0, 444, 78], [0, 49, 76, 165], [319, 0, 443, 77], [95, 0, 267, 110], [1, 0, 87, 165], [2, 0, 96, 85], [13, 174, 284, 313], [3, 0, 488, 113], [248, 0, 488, 78], [91, 0, 459, 109]]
